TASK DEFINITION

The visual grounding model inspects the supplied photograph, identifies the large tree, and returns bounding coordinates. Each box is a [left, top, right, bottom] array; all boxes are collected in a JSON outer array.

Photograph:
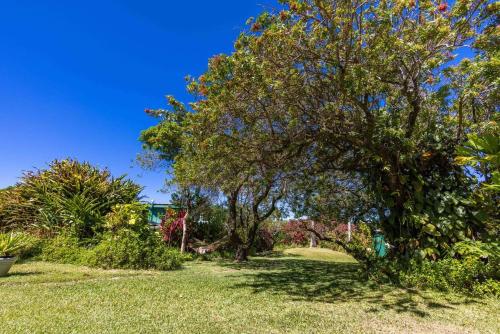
[[238, 0, 497, 259], [141, 0, 498, 260]]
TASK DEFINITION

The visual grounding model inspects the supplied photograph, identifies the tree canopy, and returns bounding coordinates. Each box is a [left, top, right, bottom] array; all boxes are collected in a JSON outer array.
[[141, 0, 498, 260]]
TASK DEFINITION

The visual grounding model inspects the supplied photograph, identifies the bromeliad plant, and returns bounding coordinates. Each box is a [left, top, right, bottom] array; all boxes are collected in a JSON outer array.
[[0, 159, 142, 239], [0, 233, 28, 258]]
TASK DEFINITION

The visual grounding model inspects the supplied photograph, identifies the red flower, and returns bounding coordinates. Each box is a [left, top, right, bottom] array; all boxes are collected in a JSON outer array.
[[438, 3, 448, 12], [251, 23, 261, 32], [280, 10, 289, 21]]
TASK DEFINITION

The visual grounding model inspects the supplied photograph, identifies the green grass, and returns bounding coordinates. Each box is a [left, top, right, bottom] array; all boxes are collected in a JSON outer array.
[[1, 248, 498, 333]]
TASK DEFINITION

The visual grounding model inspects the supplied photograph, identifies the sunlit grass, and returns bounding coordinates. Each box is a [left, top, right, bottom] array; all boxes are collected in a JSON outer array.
[[0, 248, 498, 333]]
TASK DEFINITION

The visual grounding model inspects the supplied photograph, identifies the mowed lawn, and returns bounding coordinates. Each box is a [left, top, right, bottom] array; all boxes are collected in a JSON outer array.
[[1, 248, 498, 334]]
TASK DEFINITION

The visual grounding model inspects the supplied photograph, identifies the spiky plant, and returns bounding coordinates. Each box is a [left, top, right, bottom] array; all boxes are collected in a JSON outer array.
[[0, 159, 142, 240], [0, 233, 28, 257]]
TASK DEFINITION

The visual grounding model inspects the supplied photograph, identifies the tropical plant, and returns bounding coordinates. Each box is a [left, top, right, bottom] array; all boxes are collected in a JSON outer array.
[[455, 116, 499, 237], [0, 159, 142, 239], [105, 202, 150, 233], [0, 233, 28, 257], [159, 208, 186, 246]]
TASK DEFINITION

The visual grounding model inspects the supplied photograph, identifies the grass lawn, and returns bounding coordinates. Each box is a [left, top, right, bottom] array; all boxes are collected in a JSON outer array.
[[1, 248, 498, 334]]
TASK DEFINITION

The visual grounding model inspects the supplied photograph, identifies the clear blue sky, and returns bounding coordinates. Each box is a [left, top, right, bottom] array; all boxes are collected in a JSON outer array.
[[0, 0, 278, 202]]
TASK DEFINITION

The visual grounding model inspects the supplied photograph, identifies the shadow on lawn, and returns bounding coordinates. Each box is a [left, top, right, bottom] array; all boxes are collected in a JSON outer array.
[[2, 271, 42, 278], [219, 256, 480, 317]]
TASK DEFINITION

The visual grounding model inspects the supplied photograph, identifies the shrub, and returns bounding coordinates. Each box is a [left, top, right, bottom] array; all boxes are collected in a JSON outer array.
[[399, 256, 499, 296], [160, 208, 185, 246], [35, 230, 187, 271], [451, 240, 499, 260], [105, 202, 150, 233], [21, 198, 188, 271], [88, 230, 186, 271], [37, 234, 92, 265], [0, 159, 141, 239], [472, 279, 500, 296]]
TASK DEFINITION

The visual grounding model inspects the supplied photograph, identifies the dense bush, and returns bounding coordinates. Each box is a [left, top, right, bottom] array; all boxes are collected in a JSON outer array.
[[369, 240, 500, 296], [399, 257, 499, 297], [0, 159, 141, 239], [35, 231, 188, 271], [38, 234, 92, 265], [89, 230, 188, 270], [27, 201, 190, 271], [105, 202, 150, 234]]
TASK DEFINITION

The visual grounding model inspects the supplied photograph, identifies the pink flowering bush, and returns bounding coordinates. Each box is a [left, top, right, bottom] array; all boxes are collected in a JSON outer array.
[[282, 220, 308, 245], [160, 208, 186, 246]]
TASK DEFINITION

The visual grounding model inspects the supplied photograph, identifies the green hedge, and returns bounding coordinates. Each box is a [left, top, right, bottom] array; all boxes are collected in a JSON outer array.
[[33, 232, 189, 271], [88, 231, 191, 270], [399, 257, 499, 297]]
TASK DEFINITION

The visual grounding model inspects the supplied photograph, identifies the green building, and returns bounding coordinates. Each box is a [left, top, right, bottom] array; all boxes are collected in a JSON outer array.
[[145, 203, 184, 226]]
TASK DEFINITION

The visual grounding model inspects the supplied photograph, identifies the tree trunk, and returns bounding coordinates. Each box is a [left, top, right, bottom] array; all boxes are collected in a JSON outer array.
[[235, 245, 249, 262], [180, 210, 189, 253], [310, 221, 317, 248]]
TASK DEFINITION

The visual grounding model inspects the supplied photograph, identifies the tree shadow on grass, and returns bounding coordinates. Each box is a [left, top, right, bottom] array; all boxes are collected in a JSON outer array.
[[218, 256, 481, 317], [1, 271, 42, 278]]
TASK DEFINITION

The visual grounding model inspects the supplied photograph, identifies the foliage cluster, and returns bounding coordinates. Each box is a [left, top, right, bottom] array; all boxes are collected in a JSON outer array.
[[0, 233, 30, 257], [35, 224, 188, 271], [0, 161, 188, 271], [0, 159, 141, 240], [160, 208, 186, 245], [281, 220, 309, 246], [398, 241, 500, 296]]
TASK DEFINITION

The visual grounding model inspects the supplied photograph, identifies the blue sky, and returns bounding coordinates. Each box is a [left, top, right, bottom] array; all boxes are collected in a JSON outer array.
[[0, 0, 278, 202]]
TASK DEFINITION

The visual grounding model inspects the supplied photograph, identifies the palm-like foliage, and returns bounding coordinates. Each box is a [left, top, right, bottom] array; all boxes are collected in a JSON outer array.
[[0, 159, 142, 239], [0, 233, 28, 257]]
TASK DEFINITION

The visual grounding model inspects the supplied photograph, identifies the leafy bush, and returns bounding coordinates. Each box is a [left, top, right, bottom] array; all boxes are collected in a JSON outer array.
[[394, 241, 499, 296], [451, 240, 499, 260], [472, 279, 500, 297], [35, 231, 188, 271], [88, 230, 186, 270], [105, 202, 150, 233], [0, 159, 141, 239], [38, 234, 92, 265], [160, 208, 185, 246], [399, 257, 499, 296]]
